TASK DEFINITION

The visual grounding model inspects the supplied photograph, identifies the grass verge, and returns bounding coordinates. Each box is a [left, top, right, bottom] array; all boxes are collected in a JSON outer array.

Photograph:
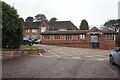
[[20, 45, 39, 49]]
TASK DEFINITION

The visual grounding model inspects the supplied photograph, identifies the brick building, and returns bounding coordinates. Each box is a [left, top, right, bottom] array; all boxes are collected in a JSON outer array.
[[23, 15, 49, 40], [23, 15, 117, 50], [23, 17, 78, 40], [41, 27, 117, 50]]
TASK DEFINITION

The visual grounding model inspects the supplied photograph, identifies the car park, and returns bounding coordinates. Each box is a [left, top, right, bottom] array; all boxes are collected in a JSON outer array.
[[109, 47, 120, 66]]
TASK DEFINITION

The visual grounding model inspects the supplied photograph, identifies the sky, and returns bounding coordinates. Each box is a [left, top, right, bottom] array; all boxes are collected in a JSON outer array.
[[3, 0, 120, 28]]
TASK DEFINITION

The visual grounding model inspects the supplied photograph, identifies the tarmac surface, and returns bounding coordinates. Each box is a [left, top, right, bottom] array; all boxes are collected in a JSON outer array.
[[2, 45, 119, 78]]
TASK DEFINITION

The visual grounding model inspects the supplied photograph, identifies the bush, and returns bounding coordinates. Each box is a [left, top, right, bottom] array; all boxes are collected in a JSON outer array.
[[2, 1, 23, 49]]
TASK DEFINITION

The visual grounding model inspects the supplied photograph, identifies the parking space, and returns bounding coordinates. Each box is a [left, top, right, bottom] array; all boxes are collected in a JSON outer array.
[[2, 45, 119, 78]]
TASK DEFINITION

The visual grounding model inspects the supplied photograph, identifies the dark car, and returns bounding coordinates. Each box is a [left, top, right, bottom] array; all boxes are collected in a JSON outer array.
[[22, 38, 33, 46]]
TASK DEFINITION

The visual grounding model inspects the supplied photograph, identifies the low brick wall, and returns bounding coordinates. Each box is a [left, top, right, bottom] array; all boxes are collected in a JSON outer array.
[[2, 48, 45, 60]]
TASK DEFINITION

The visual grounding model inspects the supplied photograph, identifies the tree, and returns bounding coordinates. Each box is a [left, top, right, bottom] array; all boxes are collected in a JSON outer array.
[[2, 1, 23, 48], [103, 19, 120, 47], [104, 19, 120, 32], [25, 16, 33, 22], [34, 14, 42, 22], [49, 17, 57, 22], [19, 17, 24, 24], [79, 19, 89, 30]]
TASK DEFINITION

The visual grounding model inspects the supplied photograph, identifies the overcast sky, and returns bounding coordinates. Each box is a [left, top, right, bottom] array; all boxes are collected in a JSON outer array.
[[3, 0, 120, 28]]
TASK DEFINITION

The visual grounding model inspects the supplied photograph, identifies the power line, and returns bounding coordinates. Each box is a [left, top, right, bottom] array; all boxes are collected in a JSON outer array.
[[32, 0, 44, 15]]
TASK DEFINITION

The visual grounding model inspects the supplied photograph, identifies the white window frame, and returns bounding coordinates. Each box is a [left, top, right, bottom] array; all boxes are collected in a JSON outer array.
[[78, 34, 85, 40], [32, 29, 38, 33], [41, 27, 46, 32]]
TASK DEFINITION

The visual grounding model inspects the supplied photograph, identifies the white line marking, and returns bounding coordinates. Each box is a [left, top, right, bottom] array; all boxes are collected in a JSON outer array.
[[39, 53, 43, 56], [101, 62, 118, 76]]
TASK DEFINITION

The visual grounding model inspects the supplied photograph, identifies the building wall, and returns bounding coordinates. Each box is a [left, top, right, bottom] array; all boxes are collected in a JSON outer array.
[[39, 21, 49, 39], [23, 28, 39, 39], [99, 34, 116, 50], [41, 34, 91, 48], [41, 34, 116, 50], [23, 21, 48, 39]]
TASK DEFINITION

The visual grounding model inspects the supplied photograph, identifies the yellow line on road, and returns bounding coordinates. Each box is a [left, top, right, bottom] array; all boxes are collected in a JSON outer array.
[[62, 57, 80, 60], [42, 56, 54, 58], [56, 49, 80, 59], [48, 51, 61, 58]]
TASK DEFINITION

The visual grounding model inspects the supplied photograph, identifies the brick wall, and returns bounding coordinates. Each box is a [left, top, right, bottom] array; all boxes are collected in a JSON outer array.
[[23, 29, 40, 39], [2, 49, 45, 60], [41, 34, 116, 50], [99, 34, 116, 50], [23, 21, 49, 39]]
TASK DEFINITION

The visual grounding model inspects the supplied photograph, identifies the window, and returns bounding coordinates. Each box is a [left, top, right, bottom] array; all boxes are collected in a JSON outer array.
[[54, 35, 60, 40], [41, 27, 46, 32], [24, 36, 29, 39], [44, 35, 50, 39], [78, 34, 85, 40], [32, 29, 38, 33], [91, 35, 98, 42], [105, 34, 114, 41], [66, 35, 72, 40], [32, 35, 37, 40], [25, 29, 30, 32]]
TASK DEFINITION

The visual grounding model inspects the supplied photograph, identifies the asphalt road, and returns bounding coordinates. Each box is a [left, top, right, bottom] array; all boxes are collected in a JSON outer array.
[[2, 45, 119, 78]]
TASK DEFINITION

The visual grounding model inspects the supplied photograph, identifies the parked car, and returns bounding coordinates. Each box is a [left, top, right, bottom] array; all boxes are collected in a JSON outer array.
[[22, 38, 33, 46], [33, 39, 41, 44], [109, 47, 120, 66]]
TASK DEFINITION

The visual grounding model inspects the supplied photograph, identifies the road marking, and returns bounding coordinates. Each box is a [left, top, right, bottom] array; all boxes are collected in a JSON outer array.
[[48, 51, 61, 58], [101, 61, 118, 76], [42, 56, 54, 58], [92, 57, 108, 61], [56, 49, 81, 59], [60, 57, 79, 60], [39, 53, 43, 56]]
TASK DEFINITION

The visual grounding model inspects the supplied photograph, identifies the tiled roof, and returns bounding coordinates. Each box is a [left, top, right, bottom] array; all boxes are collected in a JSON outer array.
[[40, 30, 89, 35], [23, 22, 41, 29], [48, 21, 78, 30], [102, 30, 118, 34], [89, 27, 117, 34], [40, 30, 117, 35]]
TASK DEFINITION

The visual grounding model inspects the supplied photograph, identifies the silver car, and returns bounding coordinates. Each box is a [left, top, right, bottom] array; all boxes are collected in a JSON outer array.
[[109, 47, 120, 66]]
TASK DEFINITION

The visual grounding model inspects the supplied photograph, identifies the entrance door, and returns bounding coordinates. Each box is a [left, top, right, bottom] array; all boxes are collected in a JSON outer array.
[[91, 35, 99, 48]]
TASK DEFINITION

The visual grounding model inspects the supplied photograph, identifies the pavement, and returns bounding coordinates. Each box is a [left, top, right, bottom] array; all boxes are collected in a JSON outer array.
[[2, 44, 119, 78]]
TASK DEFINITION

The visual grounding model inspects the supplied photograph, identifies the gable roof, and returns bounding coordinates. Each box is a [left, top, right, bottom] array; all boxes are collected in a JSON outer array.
[[89, 27, 100, 32], [23, 22, 41, 29], [48, 21, 78, 30]]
